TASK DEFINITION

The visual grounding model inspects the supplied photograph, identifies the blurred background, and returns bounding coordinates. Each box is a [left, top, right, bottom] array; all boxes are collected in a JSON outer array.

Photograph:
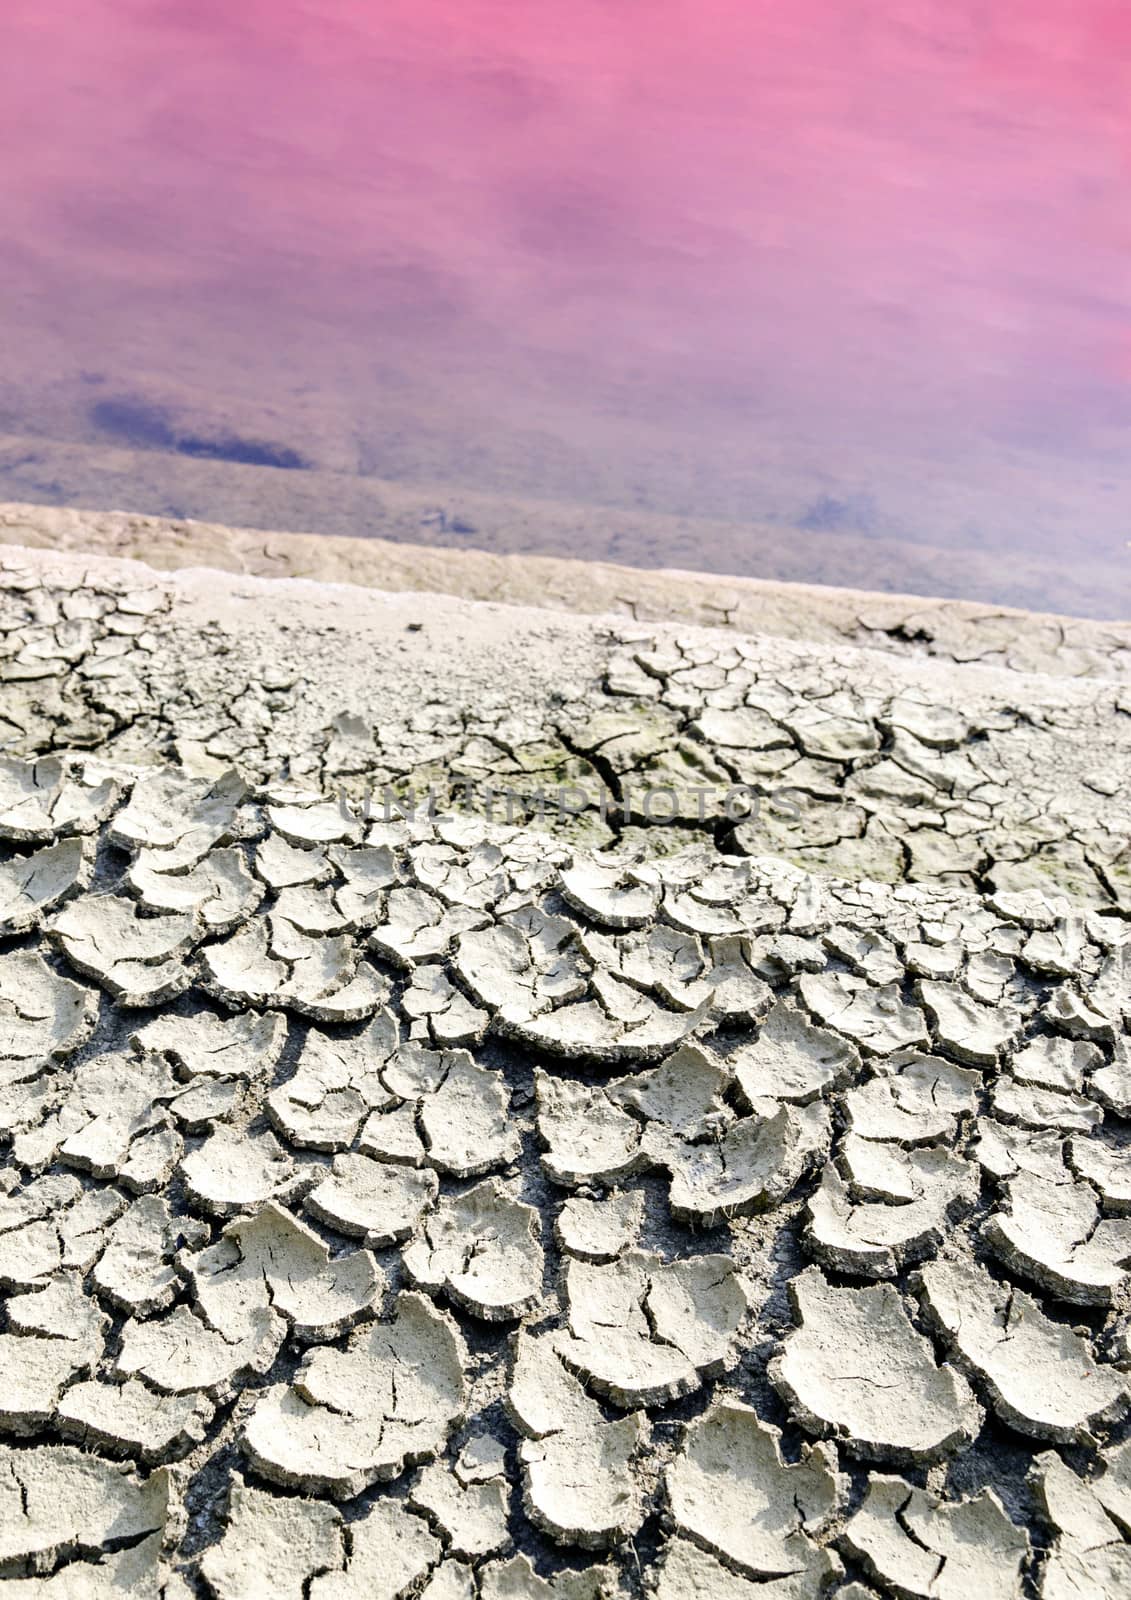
[[0, 0, 1128, 613]]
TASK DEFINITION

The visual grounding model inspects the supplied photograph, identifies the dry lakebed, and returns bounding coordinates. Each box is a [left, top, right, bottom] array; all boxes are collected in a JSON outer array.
[[0, 508, 1128, 1598]]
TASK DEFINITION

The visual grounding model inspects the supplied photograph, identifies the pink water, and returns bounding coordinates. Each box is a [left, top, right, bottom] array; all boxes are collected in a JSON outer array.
[[1, 0, 1129, 610]]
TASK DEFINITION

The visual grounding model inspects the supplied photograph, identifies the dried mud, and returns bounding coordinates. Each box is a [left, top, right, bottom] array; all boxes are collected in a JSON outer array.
[[0, 537, 1128, 1598]]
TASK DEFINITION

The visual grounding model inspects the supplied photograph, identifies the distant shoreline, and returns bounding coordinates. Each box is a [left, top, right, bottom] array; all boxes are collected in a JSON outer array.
[[0, 428, 1126, 620], [2, 498, 1129, 684]]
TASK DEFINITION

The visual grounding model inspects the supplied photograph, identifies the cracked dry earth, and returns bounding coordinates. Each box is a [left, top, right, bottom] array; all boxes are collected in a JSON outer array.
[[0, 545, 1129, 1600]]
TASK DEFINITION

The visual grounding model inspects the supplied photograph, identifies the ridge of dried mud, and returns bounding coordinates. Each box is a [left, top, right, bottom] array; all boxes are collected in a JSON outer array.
[[0, 540, 1128, 1600]]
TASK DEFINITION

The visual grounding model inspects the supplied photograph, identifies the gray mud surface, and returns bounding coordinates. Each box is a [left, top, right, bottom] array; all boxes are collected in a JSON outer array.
[[0, 542, 1128, 1598]]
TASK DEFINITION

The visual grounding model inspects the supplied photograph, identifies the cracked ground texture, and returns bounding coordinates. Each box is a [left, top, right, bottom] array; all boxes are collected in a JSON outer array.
[[0, 541, 1129, 1599]]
